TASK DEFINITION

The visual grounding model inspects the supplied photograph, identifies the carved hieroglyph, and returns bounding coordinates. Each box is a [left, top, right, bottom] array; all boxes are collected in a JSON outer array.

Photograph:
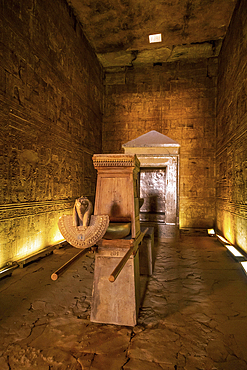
[[58, 196, 109, 249]]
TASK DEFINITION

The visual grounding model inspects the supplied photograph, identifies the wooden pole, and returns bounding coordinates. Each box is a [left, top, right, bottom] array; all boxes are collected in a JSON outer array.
[[109, 228, 148, 282], [51, 248, 89, 281], [109, 245, 135, 282]]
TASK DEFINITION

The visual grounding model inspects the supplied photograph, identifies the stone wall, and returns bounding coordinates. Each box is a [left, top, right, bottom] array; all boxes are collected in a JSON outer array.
[[103, 60, 217, 229], [216, 0, 247, 251], [0, 0, 103, 267]]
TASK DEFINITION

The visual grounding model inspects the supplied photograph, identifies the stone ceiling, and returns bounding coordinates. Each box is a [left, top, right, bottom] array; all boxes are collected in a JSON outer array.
[[66, 0, 237, 67]]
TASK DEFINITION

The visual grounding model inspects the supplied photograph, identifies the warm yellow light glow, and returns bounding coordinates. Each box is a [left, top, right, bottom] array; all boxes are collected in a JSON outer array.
[[207, 228, 215, 236], [221, 212, 235, 245], [236, 217, 246, 253], [0, 209, 72, 269], [149, 33, 162, 43], [0, 255, 4, 269], [217, 234, 230, 244], [15, 233, 44, 261], [51, 229, 65, 246], [225, 244, 245, 258], [240, 261, 247, 275], [15, 227, 65, 262]]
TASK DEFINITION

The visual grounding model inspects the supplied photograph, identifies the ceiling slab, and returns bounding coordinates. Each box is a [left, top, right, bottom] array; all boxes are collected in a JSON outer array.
[[67, 0, 237, 67]]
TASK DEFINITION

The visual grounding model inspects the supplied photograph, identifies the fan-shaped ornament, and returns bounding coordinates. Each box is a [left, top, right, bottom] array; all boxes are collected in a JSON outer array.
[[58, 196, 109, 249]]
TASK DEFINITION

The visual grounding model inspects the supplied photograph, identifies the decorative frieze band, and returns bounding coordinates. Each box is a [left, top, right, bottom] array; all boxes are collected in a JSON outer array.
[[0, 199, 75, 221]]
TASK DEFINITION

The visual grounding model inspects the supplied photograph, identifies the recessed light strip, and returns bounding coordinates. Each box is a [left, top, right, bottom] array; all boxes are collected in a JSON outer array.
[[216, 234, 246, 263], [241, 261, 247, 275], [225, 244, 245, 258], [216, 234, 230, 244]]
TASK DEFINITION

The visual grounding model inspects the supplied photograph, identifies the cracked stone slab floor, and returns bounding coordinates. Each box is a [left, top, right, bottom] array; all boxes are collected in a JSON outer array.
[[0, 236, 247, 370]]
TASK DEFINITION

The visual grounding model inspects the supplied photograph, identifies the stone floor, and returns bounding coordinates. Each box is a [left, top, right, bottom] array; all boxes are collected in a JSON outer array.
[[0, 235, 247, 370]]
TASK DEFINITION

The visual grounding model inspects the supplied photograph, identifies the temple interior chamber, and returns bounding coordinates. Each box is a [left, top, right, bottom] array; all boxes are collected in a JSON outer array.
[[1, 0, 246, 268], [0, 0, 247, 367]]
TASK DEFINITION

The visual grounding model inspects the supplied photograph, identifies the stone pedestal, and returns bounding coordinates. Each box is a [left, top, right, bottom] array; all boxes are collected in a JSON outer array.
[[91, 242, 140, 327]]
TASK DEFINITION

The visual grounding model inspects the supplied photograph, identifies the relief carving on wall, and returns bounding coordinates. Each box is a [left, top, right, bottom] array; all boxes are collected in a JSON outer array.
[[3, 148, 87, 204]]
